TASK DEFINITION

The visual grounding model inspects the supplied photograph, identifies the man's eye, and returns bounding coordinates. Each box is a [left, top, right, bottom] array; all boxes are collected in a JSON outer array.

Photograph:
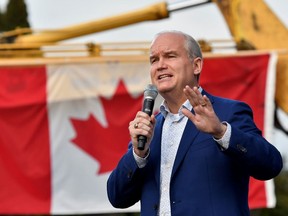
[[150, 58, 157, 64]]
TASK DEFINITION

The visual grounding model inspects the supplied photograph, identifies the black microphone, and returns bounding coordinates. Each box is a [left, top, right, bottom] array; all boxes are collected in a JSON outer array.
[[137, 84, 158, 150]]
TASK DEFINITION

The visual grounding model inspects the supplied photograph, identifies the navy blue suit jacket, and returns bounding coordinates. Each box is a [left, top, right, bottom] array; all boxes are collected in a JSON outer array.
[[107, 90, 282, 216]]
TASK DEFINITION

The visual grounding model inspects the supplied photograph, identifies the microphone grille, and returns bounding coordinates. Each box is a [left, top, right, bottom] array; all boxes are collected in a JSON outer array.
[[144, 84, 158, 99]]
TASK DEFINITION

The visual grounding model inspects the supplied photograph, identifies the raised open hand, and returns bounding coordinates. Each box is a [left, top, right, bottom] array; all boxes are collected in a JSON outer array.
[[182, 85, 226, 139]]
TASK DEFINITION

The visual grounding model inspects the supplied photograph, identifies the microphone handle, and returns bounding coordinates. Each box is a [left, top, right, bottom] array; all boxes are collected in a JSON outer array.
[[137, 135, 147, 151], [137, 98, 154, 150]]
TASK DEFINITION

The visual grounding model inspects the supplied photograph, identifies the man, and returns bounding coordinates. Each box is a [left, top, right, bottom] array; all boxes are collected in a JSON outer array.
[[107, 30, 283, 216]]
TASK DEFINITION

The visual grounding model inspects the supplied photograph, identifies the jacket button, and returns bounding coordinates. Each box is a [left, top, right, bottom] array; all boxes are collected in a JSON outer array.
[[127, 170, 132, 178], [237, 144, 247, 153]]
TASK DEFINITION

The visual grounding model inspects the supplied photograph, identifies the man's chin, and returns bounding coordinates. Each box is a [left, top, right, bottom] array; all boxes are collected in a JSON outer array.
[[158, 87, 174, 95]]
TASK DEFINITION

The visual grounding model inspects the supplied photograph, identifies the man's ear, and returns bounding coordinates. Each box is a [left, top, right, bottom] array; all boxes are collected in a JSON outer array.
[[193, 57, 203, 76]]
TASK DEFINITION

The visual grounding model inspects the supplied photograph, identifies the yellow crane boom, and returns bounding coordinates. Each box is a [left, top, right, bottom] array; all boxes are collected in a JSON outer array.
[[14, 2, 169, 44], [211, 0, 288, 113]]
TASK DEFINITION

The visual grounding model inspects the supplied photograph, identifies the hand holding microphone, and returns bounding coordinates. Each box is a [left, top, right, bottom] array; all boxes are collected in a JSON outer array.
[[136, 84, 158, 150]]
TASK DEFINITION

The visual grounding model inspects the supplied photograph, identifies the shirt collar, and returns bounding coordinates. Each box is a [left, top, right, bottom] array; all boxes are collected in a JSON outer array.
[[159, 86, 202, 118]]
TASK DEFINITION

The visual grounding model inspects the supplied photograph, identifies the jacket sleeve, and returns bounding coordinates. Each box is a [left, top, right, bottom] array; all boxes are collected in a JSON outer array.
[[106, 144, 146, 208], [223, 101, 283, 180]]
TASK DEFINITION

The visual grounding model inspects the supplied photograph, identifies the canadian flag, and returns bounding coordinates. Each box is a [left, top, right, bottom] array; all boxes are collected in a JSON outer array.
[[0, 52, 277, 214]]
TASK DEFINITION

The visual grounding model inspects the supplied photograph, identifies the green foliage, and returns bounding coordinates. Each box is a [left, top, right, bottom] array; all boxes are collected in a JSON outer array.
[[0, 8, 4, 32], [251, 170, 288, 216], [1, 0, 30, 31]]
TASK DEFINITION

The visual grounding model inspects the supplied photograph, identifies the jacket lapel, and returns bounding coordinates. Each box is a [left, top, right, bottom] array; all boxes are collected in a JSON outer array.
[[171, 119, 199, 178], [150, 114, 164, 187], [171, 90, 214, 178]]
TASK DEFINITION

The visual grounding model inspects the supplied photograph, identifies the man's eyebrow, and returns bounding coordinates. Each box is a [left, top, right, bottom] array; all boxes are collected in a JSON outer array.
[[163, 50, 177, 55], [149, 50, 177, 58]]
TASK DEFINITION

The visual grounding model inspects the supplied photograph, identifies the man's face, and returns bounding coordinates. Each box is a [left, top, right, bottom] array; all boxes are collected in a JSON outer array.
[[149, 33, 199, 98]]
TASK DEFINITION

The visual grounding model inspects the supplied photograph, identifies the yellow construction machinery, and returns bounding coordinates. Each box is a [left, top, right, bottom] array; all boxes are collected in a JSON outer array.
[[212, 0, 288, 116], [0, 0, 287, 113]]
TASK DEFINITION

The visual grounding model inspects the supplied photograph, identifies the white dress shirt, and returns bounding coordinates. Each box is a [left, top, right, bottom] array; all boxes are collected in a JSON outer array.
[[158, 99, 190, 216]]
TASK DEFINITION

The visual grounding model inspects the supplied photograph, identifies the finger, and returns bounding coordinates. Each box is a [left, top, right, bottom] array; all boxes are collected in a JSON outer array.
[[183, 86, 198, 107], [129, 112, 155, 144], [131, 111, 152, 126], [201, 95, 212, 108], [184, 86, 205, 107], [182, 107, 200, 127], [150, 114, 156, 125], [135, 111, 151, 120], [130, 118, 153, 134], [192, 86, 211, 108], [182, 107, 194, 119]]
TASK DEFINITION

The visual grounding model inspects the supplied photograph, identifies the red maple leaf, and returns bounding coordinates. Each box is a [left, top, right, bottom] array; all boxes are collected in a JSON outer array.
[[70, 80, 143, 174]]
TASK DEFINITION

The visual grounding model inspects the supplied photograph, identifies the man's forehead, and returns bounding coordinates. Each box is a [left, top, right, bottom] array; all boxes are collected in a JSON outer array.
[[150, 34, 184, 54], [150, 45, 174, 55]]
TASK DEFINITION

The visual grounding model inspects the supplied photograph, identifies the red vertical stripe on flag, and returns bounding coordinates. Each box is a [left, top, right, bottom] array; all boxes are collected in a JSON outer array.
[[0, 66, 51, 213], [201, 54, 270, 209]]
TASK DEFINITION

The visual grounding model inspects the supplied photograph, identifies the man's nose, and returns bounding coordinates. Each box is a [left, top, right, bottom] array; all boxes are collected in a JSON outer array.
[[157, 58, 167, 69]]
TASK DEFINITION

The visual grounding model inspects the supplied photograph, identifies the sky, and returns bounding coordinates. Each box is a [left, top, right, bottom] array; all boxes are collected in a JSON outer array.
[[0, 0, 287, 45]]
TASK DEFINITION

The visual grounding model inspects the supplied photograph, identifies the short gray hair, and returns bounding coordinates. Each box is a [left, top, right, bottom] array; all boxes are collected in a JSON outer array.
[[153, 30, 203, 60]]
